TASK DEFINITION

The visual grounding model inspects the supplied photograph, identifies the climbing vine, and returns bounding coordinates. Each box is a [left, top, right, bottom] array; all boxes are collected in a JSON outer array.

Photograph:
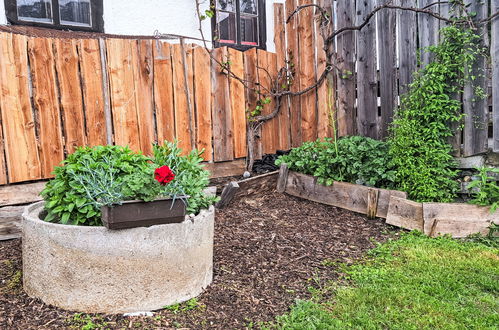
[[388, 21, 487, 202]]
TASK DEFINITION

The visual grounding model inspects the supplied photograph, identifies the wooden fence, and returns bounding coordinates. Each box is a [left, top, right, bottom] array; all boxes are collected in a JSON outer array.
[[0, 0, 497, 185]]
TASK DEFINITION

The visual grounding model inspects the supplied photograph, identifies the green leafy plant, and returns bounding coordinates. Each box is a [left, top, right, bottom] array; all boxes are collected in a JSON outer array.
[[467, 167, 499, 213], [42, 142, 217, 226], [388, 24, 486, 202], [276, 136, 396, 188]]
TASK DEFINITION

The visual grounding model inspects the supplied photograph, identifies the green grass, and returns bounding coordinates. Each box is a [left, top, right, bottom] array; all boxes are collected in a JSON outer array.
[[267, 232, 499, 329]]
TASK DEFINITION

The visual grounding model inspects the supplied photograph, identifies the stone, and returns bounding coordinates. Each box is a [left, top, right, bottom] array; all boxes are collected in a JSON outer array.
[[22, 202, 214, 313]]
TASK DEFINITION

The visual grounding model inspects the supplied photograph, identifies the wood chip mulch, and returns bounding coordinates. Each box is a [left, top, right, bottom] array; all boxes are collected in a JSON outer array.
[[0, 187, 399, 329]]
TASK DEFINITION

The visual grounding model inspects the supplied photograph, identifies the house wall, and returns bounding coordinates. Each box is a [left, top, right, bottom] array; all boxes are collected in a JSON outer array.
[[0, 0, 279, 52]]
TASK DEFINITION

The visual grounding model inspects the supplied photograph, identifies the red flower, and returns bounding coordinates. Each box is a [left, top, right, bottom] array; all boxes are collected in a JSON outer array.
[[154, 165, 175, 186]]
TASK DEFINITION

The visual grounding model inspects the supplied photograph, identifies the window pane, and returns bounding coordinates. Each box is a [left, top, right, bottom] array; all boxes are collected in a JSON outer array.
[[17, 0, 52, 22], [240, 15, 258, 45], [240, 0, 257, 15], [217, 12, 237, 44], [59, 0, 91, 26], [216, 0, 236, 12]]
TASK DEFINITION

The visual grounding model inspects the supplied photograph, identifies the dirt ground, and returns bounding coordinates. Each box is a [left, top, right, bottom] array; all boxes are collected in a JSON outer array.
[[0, 187, 399, 329]]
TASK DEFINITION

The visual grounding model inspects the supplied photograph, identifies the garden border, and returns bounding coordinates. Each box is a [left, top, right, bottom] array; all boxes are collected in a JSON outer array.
[[277, 164, 499, 238]]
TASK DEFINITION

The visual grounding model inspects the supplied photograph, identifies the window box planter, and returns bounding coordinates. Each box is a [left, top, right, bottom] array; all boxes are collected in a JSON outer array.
[[101, 196, 187, 230]]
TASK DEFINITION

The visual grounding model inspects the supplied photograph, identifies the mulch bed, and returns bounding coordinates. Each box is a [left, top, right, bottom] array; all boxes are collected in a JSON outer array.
[[0, 186, 399, 329]]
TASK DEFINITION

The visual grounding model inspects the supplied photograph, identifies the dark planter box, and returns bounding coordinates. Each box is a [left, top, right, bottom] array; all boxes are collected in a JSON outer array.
[[101, 197, 187, 230]]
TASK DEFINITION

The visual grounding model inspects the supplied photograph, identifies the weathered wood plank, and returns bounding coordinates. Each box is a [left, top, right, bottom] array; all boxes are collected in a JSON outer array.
[[336, 0, 356, 137], [106, 38, 140, 151], [234, 171, 279, 199], [423, 203, 498, 238], [463, 0, 488, 156], [297, 0, 317, 143], [132, 39, 155, 155], [397, 0, 417, 96], [211, 47, 234, 161], [366, 188, 379, 219], [316, 1, 330, 139], [285, 0, 302, 147], [386, 196, 424, 231], [285, 171, 406, 218], [274, 3, 292, 149], [377, 0, 397, 139], [204, 159, 246, 178], [54, 38, 87, 154], [228, 48, 247, 159], [0, 206, 24, 240], [193, 46, 213, 161], [0, 181, 45, 206], [243, 48, 262, 160], [153, 40, 175, 144], [492, 0, 499, 152], [0, 33, 41, 183], [356, 0, 378, 138], [78, 39, 107, 147], [259, 51, 279, 154], [418, 0, 439, 66], [172, 43, 193, 154], [28, 37, 64, 178]]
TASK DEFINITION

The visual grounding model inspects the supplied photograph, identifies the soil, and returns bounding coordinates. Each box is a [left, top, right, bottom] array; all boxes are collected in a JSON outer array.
[[0, 187, 399, 329]]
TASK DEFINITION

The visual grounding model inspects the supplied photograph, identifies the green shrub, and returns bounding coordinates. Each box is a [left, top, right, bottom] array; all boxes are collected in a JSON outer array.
[[41, 142, 217, 226], [276, 136, 396, 188], [467, 167, 499, 213]]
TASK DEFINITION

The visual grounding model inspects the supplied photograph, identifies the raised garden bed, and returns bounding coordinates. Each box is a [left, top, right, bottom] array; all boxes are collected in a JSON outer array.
[[277, 164, 499, 238], [22, 201, 214, 314]]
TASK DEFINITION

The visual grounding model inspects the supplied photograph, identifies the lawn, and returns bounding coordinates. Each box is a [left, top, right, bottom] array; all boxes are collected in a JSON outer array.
[[269, 232, 499, 329]]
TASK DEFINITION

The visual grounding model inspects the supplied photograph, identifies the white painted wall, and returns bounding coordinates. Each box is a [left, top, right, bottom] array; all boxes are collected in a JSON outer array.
[[0, 0, 277, 51]]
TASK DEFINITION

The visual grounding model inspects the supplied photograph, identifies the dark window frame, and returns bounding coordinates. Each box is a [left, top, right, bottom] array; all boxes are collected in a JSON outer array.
[[4, 0, 103, 32], [211, 0, 266, 51]]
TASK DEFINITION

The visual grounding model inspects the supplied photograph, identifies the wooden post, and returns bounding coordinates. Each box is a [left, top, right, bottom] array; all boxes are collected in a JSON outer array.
[[276, 163, 289, 193], [99, 38, 113, 146], [366, 188, 379, 219], [216, 181, 240, 209]]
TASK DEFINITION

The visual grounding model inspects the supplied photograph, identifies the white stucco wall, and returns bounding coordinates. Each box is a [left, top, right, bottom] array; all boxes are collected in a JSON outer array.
[[0, 1, 277, 51]]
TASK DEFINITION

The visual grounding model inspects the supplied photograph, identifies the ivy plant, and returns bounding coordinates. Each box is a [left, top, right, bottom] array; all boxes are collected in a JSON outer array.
[[388, 24, 486, 202]]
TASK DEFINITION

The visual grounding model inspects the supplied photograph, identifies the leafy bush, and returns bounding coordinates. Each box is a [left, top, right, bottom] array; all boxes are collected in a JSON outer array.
[[467, 167, 499, 213], [41, 142, 217, 226], [388, 26, 485, 202], [276, 136, 396, 188]]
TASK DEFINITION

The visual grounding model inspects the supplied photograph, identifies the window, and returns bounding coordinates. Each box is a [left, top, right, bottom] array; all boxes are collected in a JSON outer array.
[[213, 0, 266, 50], [4, 0, 103, 32]]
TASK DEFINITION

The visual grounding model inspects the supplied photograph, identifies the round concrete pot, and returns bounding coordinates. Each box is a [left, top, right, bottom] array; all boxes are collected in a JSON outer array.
[[22, 201, 214, 314]]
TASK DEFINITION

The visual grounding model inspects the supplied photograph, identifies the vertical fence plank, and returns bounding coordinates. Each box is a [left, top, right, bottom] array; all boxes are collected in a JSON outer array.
[[316, 1, 328, 139], [243, 48, 262, 160], [193, 46, 213, 161], [377, 0, 397, 139], [492, 0, 499, 152], [268, 51, 280, 153], [257, 49, 274, 155], [153, 40, 175, 144], [132, 39, 155, 155], [212, 47, 234, 162], [336, 0, 356, 137], [397, 0, 417, 96], [172, 44, 193, 153], [356, 0, 378, 138], [297, 0, 317, 143], [106, 38, 140, 151], [228, 48, 247, 159], [54, 38, 87, 154], [463, 0, 488, 156], [28, 37, 64, 178], [79, 39, 107, 147], [286, 0, 302, 146], [0, 33, 41, 182], [418, 0, 440, 67], [274, 3, 292, 149]]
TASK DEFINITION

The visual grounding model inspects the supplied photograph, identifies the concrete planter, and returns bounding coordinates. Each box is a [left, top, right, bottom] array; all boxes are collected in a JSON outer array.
[[22, 201, 214, 313]]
